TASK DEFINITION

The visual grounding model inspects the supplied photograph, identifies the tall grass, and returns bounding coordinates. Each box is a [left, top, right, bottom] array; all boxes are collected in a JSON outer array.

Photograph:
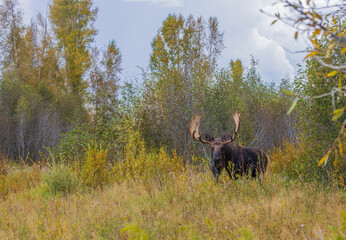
[[43, 164, 80, 195], [269, 137, 345, 187], [0, 136, 345, 239]]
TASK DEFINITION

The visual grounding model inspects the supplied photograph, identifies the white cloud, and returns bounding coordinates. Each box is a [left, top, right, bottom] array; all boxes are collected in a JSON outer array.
[[17, 0, 311, 84], [251, 28, 295, 81], [178, 0, 300, 83], [220, 26, 295, 83], [124, 0, 184, 7]]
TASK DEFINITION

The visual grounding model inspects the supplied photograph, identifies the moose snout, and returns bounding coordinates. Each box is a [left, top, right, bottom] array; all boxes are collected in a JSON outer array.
[[214, 158, 223, 167]]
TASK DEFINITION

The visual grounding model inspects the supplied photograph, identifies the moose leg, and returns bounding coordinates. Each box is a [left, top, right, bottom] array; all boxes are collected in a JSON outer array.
[[231, 159, 242, 179], [212, 166, 221, 182], [251, 164, 257, 178]]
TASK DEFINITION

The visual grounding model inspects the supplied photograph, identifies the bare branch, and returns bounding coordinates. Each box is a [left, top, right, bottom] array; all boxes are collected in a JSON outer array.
[[313, 56, 346, 72]]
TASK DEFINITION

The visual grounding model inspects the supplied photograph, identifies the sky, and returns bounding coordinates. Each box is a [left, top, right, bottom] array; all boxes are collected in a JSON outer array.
[[18, 0, 310, 84]]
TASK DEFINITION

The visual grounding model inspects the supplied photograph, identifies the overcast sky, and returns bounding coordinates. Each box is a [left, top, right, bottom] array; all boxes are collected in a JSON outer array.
[[18, 0, 310, 84]]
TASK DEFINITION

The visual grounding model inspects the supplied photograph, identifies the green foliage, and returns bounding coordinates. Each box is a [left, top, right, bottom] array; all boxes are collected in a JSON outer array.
[[327, 211, 346, 240], [269, 138, 320, 182], [237, 227, 254, 240], [121, 222, 151, 240], [90, 40, 122, 124], [140, 14, 225, 156], [0, 73, 88, 160], [271, 1, 345, 172], [53, 124, 92, 163], [81, 142, 109, 188], [294, 59, 342, 145], [292, 36, 345, 177], [142, 20, 297, 156], [56, 92, 89, 124], [43, 163, 80, 195]]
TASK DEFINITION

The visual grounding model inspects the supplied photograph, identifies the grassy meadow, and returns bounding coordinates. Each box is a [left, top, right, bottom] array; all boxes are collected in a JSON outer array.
[[0, 142, 345, 240], [0, 0, 344, 239]]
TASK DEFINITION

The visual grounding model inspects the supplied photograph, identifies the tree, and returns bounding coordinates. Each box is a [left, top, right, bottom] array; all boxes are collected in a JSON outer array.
[[0, 0, 93, 161], [0, 0, 24, 73], [49, 0, 98, 96], [140, 14, 224, 156], [89, 40, 122, 139]]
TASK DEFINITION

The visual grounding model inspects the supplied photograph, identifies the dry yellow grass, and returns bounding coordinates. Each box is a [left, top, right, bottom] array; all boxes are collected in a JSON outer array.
[[0, 139, 344, 240], [0, 166, 344, 240]]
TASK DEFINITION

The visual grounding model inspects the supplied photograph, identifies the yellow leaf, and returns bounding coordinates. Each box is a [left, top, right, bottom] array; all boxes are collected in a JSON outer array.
[[334, 149, 339, 166], [312, 29, 321, 37], [295, 31, 298, 40], [318, 150, 331, 166], [271, 20, 278, 25], [325, 43, 336, 58], [315, 12, 322, 20], [304, 51, 318, 60], [339, 139, 343, 156], [283, 89, 296, 96], [332, 108, 344, 121], [341, 47, 346, 55], [310, 38, 320, 49], [327, 70, 338, 77], [287, 99, 298, 115]]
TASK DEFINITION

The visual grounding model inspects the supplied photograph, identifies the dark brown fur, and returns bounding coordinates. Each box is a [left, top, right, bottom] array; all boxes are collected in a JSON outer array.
[[210, 139, 267, 180]]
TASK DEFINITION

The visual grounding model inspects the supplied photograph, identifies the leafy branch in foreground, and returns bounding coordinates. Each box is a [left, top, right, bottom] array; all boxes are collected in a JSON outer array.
[[266, 0, 345, 166]]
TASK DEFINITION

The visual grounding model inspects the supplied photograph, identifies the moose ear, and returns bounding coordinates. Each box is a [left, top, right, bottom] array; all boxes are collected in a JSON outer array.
[[221, 132, 231, 141], [205, 133, 214, 142]]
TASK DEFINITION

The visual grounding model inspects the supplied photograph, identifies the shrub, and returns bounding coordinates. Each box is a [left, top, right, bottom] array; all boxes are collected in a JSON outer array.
[[269, 138, 304, 177], [81, 143, 109, 188], [112, 132, 184, 183], [52, 124, 92, 164], [268, 136, 344, 185], [327, 211, 346, 240], [43, 164, 80, 195], [0, 163, 42, 198], [121, 222, 151, 240]]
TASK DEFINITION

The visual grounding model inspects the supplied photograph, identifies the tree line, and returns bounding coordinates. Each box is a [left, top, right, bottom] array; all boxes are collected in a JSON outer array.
[[0, 0, 344, 182]]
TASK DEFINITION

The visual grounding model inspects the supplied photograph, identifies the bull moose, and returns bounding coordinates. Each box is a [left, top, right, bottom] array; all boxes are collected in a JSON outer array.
[[188, 112, 267, 180]]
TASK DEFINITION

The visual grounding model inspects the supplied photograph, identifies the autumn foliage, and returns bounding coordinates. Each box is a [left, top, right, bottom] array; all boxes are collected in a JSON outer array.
[[0, 0, 345, 239]]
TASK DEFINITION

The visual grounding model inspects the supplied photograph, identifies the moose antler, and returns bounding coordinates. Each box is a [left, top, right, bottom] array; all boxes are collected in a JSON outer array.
[[232, 111, 241, 140], [222, 111, 241, 144], [188, 114, 213, 144]]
